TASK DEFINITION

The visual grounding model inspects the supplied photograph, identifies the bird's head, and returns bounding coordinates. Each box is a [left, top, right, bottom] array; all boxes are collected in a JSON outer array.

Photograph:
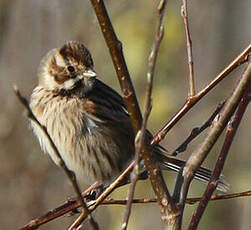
[[38, 41, 96, 95]]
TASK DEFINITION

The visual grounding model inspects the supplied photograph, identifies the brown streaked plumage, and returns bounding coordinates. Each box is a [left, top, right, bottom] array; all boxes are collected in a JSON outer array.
[[30, 41, 228, 191]]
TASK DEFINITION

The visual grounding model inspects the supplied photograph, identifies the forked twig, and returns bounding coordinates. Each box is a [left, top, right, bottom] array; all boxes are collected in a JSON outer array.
[[176, 62, 251, 226], [68, 161, 135, 230], [151, 44, 251, 146], [19, 188, 251, 230], [19, 183, 99, 230], [188, 78, 251, 230]]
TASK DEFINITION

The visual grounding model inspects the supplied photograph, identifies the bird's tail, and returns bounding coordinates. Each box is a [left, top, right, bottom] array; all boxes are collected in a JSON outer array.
[[157, 154, 229, 192]]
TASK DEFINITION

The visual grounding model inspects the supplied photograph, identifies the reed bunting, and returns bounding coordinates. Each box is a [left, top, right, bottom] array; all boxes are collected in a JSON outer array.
[[30, 41, 227, 191]]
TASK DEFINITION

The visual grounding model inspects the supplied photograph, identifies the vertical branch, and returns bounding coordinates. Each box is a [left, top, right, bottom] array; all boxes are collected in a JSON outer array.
[[89, 0, 177, 226], [121, 1, 167, 224], [181, 0, 195, 96], [188, 81, 251, 230], [121, 116, 150, 230], [89, 0, 142, 127]]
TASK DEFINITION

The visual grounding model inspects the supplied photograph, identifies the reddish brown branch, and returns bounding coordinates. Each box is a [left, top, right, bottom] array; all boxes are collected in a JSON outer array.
[[19, 189, 251, 230], [151, 44, 251, 146], [89, 0, 174, 225], [188, 73, 251, 230], [103, 190, 251, 205], [19, 183, 98, 230], [89, 0, 142, 126]]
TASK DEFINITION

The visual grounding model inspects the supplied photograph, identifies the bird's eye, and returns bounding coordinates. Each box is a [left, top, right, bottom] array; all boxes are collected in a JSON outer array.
[[67, 66, 75, 73]]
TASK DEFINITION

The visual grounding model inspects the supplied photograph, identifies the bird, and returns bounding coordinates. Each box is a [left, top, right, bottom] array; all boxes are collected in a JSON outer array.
[[30, 41, 227, 191]]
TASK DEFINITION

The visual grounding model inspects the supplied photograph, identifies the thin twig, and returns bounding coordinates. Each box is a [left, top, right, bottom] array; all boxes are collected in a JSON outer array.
[[89, 0, 175, 225], [186, 190, 251, 204], [19, 183, 99, 230], [181, 0, 195, 96], [19, 188, 251, 230], [103, 190, 251, 205], [121, 1, 168, 229], [176, 62, 251, 227], [151, 43, 251, 146], [121, 131, 145, 230], [172, 101, 225, 155], [121, 129, 149, 229], [68, 161, 135, 230], [13, 87, 99, 230], [188, 77, 251, 230]]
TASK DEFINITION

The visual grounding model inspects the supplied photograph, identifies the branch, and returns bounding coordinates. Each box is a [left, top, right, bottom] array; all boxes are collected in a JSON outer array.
[[19, 183, 99, 230], [89, 0, 142, 126], [19, 189, 251, 230], [176, 62, 251, 225], [172, 101, 225, 155], [121, 1, 168, 229], [181, 0, 195, 96], [68, 161, 135, 230], [89, 0, 175, 225], [13, 87, 98, 230], [104, 190, 251, 205], [188, 75, 251, 230], [151, 43, 251, 146], [121, 132, 142, 230]]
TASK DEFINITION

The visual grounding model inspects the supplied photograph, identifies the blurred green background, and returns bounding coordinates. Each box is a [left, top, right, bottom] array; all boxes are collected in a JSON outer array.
[[0, 0, 250, 229]]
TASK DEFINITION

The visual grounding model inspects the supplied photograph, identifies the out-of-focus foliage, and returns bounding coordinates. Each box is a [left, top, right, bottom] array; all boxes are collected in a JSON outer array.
[[0, 0, 250, 229]]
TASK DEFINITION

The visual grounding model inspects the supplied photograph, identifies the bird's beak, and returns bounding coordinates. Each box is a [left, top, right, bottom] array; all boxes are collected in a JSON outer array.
[[82, 69, 97, 78]]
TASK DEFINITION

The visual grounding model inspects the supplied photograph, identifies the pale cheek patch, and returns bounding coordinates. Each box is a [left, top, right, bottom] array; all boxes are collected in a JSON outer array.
[[62, 78, 77, 90], [62, 76, 82, 90]]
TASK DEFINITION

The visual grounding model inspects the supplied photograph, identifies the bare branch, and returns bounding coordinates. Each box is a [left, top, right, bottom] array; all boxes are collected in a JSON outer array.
[[188, 77, 251, 230], [172, 102, 225, 155], [176, 62, 251, 225], [19, 189, 251, 230], [13, 87, 99, 230], [89, 0, 142, 126], [181, 0, 195, 96], [89, 0, 174, 225], [121, 131, 145, 230], [104, 190, 251, 205], [19, 183, 99, 230], [68, 161, 136, 230], [151, 43, 251, 146], [121, 1, 168, 229]]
